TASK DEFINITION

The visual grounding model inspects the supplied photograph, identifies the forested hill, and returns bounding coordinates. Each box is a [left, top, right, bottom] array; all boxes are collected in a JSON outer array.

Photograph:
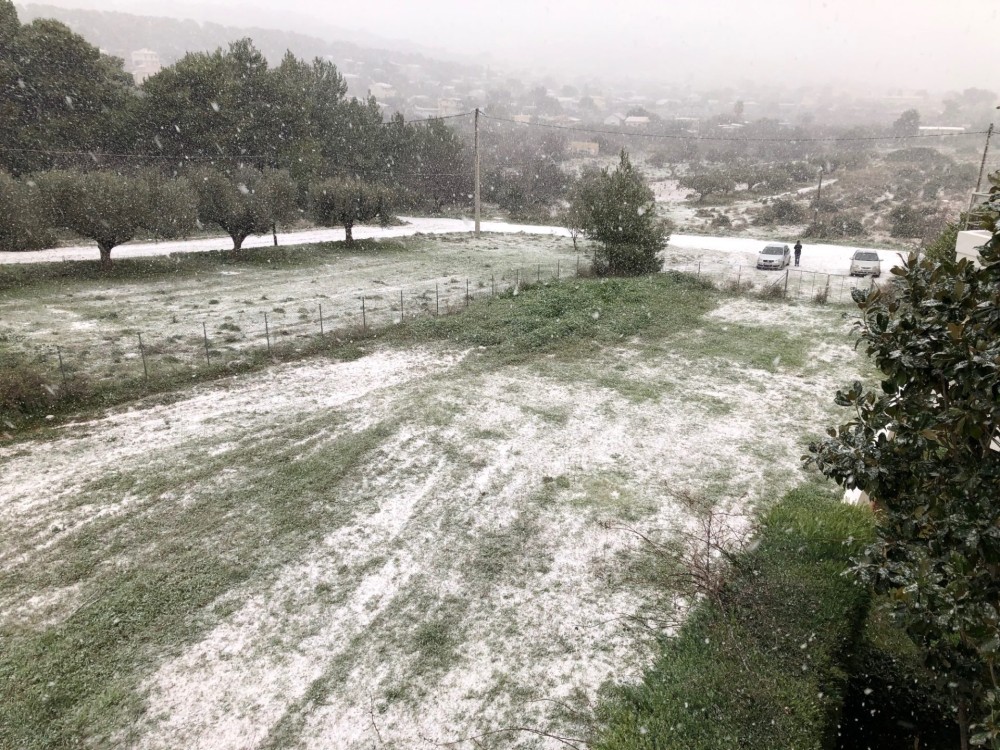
[[15, 4, 476, 85]]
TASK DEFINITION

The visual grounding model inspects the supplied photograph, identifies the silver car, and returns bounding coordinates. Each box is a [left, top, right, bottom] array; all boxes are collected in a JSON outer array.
[[756, 244, 791, 270], [849, 250, 881, 277]]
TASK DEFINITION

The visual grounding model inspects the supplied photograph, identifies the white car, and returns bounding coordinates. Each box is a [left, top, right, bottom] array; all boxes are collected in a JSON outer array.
[[849, 250, 881, 277], [756, 244, 791, 270]]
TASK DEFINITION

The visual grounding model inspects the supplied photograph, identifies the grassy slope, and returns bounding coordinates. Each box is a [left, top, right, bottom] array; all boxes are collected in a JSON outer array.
[[0, 272, 854, 748], [593, 484, 875, 749]]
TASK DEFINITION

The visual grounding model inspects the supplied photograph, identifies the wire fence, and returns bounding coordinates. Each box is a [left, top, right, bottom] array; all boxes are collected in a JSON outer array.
[[15, 258, 588, 390], [8, 255, 874, 396], [674, 260, 878, 303]]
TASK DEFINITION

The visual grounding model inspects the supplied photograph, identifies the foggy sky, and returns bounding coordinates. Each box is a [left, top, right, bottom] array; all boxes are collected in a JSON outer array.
[[33, 0, 1000, 93]]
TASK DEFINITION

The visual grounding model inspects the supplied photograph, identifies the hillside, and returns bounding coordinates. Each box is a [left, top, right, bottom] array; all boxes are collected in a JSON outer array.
[[15, 3, 486, 100]]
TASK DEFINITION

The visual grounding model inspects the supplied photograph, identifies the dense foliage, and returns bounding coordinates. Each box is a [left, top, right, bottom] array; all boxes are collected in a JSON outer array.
[[572, 150, 668, 276], [38, 170, 197, 266], [807, 172, 1000, 747], [0, 0, 473, 263], [309, 178, 394, 243]]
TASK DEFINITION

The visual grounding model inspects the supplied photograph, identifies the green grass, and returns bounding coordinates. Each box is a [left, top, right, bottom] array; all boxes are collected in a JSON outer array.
[[593, 483, 875, 749], [394, 272, 718, 365], [0, 419, 395, 750]]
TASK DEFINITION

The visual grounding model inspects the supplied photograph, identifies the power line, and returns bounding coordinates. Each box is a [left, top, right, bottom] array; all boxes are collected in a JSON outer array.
[[480, 112, 990, 143], [390, 110, 475, 124], [0, 145, 468, 178]]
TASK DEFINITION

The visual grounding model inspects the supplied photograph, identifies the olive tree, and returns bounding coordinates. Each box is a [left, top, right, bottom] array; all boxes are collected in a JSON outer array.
[[806, 172, 1000, 748], [308, 178, 394, 244], [571, 150, 668, 276], [38, 170, 196, 268], [0, 172, 53, 251], [192, 166, 296, 253]]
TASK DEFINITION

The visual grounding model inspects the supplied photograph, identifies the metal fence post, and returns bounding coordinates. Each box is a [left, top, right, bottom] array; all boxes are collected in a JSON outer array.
[[399, 289, 404, 323], [556, 260, 560, 280], [319, 303, 324, 335], [537, 264, 541, 283], [435, 284, 439, 316], [783, 269, 789, 298], [138, 333, 148, 380], [362, 296, 367, 331], [202, 322, 211, 365], [263, 314, 270, 356], [465, 279, 470, 307], [56, 345, 67, 384]]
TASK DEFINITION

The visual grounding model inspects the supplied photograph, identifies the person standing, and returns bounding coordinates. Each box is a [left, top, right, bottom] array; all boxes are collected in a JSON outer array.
[[794, 240, 802, 266]]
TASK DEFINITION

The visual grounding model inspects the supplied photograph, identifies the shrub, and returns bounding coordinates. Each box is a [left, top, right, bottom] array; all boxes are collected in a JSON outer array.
[[758, 279, 786, 300], [0, 364, 52, 424]]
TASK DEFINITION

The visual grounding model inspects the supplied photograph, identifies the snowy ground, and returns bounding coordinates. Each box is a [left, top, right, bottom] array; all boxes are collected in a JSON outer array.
[[0, 228, 893, 385], [0, 293, 864, 749], [0, 214, 901, 276]]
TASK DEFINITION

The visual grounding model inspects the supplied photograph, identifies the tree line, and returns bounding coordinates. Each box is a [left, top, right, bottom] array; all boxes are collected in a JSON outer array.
[[0, 0, 469, 263]]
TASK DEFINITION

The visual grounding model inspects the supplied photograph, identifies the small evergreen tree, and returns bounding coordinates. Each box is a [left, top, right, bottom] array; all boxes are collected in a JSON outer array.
[[572, 150, 668, 276]]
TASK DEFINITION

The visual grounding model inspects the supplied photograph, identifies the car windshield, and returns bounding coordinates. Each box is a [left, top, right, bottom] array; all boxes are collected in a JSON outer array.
[[855, 252, 880, 261], [762, 247, 784, 254]]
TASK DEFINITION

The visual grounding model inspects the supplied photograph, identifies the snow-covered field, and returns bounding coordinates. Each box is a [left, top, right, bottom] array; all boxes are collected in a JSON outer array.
[[0, 292, 865, 749], [0, 227, 893, 385], [0, 214, 901, 276]]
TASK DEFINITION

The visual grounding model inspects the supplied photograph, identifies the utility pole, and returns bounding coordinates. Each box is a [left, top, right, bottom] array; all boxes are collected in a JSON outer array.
[[813, 166, 825, 226], [474, 107, 481, 237], [974, 123, 994, 195], [965, 122, 994, 230]]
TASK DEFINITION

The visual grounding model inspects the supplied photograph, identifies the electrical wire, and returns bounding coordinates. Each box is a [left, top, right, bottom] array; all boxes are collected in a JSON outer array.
[[480, 112, 989, 143]]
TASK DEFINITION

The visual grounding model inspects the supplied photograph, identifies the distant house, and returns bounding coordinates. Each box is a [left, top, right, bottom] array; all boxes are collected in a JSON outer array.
[[604, 113, 625, 127], [130, 48, 161, 84], [918, 126, 966, 135], [512, 114, 532, 124], [624, 116, 650, 128], [568, 141, 599, 156], [438, 98, 464, 116], [369, 82, 397, 100]]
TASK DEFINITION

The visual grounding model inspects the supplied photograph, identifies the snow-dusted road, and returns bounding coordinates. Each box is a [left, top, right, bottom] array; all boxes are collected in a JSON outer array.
[[0, 215, 907, 276]]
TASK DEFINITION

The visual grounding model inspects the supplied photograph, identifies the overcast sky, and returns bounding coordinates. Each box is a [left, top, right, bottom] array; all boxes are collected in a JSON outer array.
[[39, 0, 1000, 92]]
